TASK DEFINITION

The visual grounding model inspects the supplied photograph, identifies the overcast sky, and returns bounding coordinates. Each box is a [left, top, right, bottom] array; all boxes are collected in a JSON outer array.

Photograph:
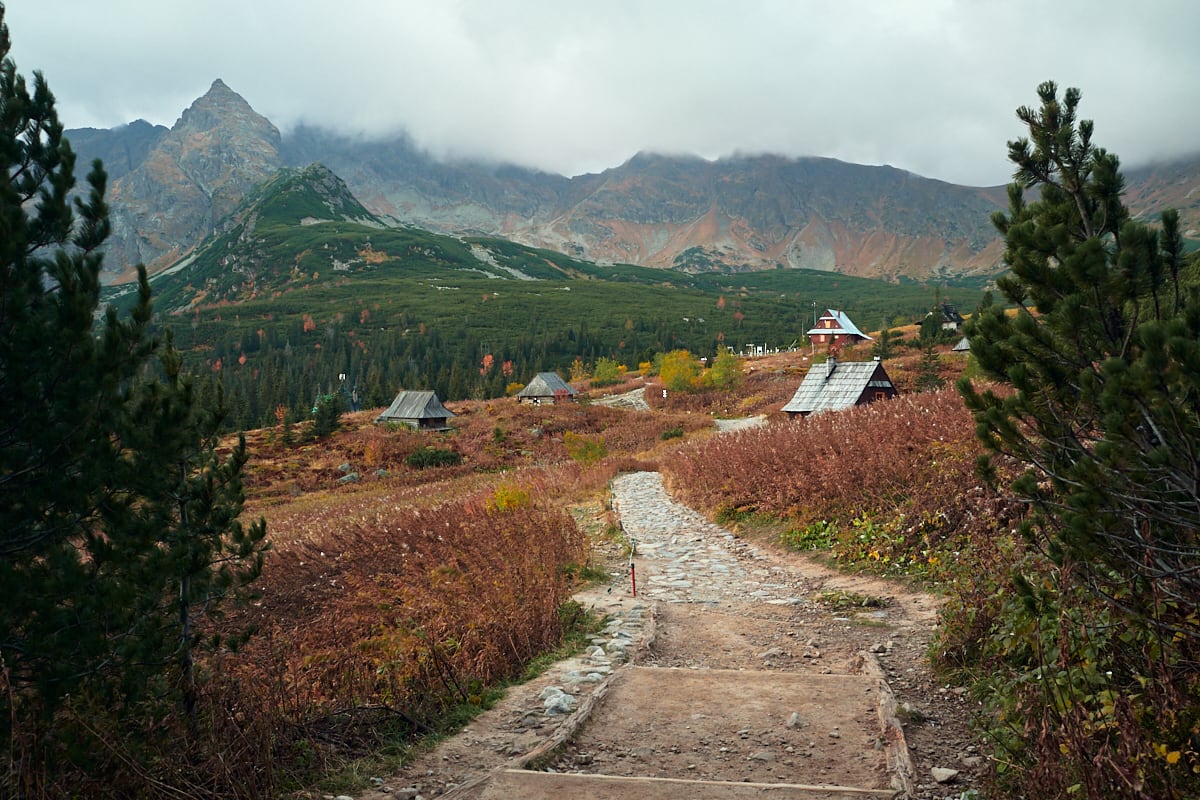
[[6, 1, 1199, 187]]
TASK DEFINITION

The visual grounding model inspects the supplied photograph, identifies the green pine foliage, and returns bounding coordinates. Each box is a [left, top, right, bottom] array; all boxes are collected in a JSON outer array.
[[311, 392, 343, 438], [404, 445, 463, 469], [913, 342, 945, 391], [0, 8, 267, 792], [957, 81, 1200, 798], [871, 325, 896, 359]]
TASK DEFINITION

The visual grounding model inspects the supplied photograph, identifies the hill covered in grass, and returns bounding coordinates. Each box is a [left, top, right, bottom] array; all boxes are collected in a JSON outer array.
[[107, 162, 987, 431]]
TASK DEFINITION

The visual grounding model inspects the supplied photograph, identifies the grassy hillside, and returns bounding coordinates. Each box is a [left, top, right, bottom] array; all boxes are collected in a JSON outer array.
[[105, 164, 989, 429]]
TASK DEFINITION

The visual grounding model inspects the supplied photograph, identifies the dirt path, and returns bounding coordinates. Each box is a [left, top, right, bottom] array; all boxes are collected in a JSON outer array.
[[355, 471, 983, 800]]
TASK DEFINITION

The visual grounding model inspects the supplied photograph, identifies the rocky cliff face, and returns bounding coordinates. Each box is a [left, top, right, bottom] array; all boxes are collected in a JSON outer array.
[[61, 119, 168, 183], [69, 81, 1198, 285], [286, 135, 1009, 279], [99, 79, 283, 279]]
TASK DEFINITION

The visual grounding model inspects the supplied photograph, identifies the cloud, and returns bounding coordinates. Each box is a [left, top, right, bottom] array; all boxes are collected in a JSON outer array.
[[6, 0, 1199, 186]]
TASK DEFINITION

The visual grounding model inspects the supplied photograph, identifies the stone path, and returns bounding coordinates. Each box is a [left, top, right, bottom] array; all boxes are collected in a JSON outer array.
[[357, 470, 923, 800], [613, 471, 802, 607]]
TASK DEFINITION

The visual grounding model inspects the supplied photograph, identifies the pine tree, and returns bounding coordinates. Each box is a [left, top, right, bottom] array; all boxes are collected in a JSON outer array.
[[117, 333, 267, 724], [0, 7, 155, 708], [871, 325, 895, 360], [0, 4, 267, 746], [913, 342, 944, 391], [961, 80, 1200, 643]]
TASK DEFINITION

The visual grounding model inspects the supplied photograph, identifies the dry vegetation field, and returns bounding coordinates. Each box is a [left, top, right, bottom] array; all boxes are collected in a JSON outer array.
[[62, 341, 998, 797]]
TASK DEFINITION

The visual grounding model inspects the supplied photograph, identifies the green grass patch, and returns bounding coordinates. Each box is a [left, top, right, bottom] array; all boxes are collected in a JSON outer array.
[[814, 589, 890, 611]]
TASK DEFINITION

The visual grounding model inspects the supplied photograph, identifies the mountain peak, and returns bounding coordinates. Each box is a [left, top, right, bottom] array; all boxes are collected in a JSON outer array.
[[178, 78, 266, 131], [97, 80, 286, 278]]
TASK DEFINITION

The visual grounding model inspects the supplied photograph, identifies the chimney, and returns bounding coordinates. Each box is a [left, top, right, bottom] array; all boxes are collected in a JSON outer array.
[[826, 355, 837, 377]]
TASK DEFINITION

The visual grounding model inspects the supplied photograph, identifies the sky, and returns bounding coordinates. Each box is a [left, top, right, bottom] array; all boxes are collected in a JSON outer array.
[[5, 0, 1199, 187]]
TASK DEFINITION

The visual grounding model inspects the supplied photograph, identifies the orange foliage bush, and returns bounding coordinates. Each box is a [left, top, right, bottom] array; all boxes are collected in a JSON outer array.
[[212, 478, 589, 763], [662, 387, 1018, 548]]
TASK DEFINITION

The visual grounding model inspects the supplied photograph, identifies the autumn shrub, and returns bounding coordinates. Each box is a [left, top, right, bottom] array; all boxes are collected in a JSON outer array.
[[487, 484, 531, 511], [208, 477, 589, 784], [590, 356, 625, 387], [563, 431, 607, 466], [1, 683, 282, 799], [934, 550, 1200, 799], [657, 349, 702, 391], [662, 387, 1020, 577], [697, 347, 742, 391]]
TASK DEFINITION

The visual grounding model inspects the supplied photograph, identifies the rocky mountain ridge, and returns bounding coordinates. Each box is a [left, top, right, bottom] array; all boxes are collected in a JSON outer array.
[[100, 79, 284, 281], [71, 80, 1200, 284]]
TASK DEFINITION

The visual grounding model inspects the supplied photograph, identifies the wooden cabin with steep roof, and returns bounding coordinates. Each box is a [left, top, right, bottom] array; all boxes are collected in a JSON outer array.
[[781, 357, 898, 417], [806, 309, 873, 349], [515, 372, 577, 404], [374, 390, 456, 430]]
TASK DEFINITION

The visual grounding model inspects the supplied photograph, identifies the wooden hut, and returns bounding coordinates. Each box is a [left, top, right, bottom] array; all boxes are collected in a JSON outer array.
[[515, 372, 577, 404], [806, 309, 873, 349], [781, 357, 898, 417], [374, 390, 455, 430]]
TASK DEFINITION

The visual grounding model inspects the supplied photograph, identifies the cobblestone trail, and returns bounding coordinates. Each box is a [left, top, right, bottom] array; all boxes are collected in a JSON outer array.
[[613, 471, 804, 607]]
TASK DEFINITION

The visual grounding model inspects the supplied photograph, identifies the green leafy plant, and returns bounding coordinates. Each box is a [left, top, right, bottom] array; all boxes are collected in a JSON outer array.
[[781, 520, 837, 550], [563, 431, 607, 466], [405, 446, 463, 469]]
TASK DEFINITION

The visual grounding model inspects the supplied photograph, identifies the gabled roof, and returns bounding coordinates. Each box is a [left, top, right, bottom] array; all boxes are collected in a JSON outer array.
[[806, 309, 873, 341], [375, 390, 455, 423], [781, 359, 894, 415], [515, 371, 576, 398], [952, 336, 971, 352], [940, 303, 966, 324]]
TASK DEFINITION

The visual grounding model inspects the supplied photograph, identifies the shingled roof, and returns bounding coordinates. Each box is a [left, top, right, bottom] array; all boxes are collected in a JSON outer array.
[[781, 358, 897, 416], [515, 372, 576, 401], [374, 390, 455, 429]]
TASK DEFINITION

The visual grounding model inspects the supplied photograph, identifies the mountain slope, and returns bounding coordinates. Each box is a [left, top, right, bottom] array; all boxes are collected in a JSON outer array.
[[1124, 156, 1200, 240], [101, 79, 284, 280], [68, 80, 1200, 287], [140, 162, 646, 312], [284, 130, 1009, 279]]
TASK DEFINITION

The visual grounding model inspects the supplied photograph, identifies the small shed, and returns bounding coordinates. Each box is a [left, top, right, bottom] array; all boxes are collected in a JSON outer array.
[[781, 357, 898, 417], [952, 336, 971, 352], [806, 309, 873, 349], [375, 390, 455, 430], [515, 372, 577, 404]]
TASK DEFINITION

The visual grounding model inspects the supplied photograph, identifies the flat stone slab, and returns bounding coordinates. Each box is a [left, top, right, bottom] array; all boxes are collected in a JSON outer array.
[[479, 769, 898, 799]]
